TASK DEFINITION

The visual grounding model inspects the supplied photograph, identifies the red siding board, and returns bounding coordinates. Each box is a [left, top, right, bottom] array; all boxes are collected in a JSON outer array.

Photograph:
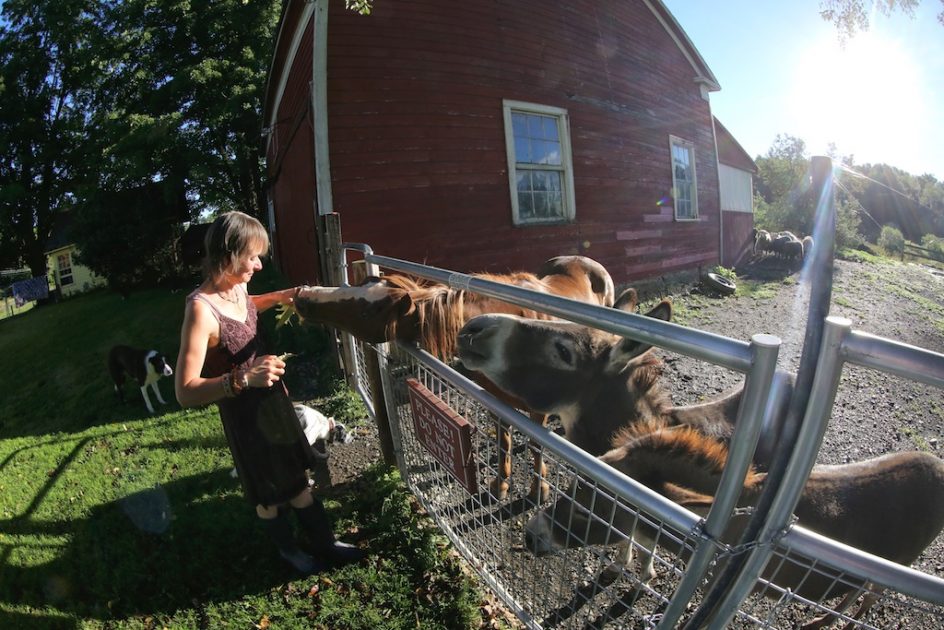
[[269, 0, 722, 284]]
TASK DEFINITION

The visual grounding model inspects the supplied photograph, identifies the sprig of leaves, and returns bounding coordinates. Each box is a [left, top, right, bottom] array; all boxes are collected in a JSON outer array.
[[275, 303, 301, 329]]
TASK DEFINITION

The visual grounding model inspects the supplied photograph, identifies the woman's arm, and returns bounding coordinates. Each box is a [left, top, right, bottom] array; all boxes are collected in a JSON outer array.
[[175, 299, 226, 407], [250, 286, 297, 314]]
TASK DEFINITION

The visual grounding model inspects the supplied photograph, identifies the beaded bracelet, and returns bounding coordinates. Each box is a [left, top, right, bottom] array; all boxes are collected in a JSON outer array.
[[221, 372, 235, 398]]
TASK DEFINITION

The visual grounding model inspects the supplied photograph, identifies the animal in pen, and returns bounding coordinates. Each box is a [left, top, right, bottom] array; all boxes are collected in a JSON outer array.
[[294, 255, 615, 501], [455, 299, 793, 467], [523, 421, 944, 629]]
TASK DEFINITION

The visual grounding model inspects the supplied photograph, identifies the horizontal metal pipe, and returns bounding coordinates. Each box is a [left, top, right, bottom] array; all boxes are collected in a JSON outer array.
[[781, 525, 944, 606], [843, 330, 944, 389], [369, 254, 754, 372]]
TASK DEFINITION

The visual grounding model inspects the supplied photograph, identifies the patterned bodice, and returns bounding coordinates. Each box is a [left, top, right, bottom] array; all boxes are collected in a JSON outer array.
[[187, 288, 260, 378]]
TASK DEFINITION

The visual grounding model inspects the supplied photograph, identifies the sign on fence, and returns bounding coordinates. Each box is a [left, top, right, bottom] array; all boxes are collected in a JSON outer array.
[[407, 378, 478, 494]]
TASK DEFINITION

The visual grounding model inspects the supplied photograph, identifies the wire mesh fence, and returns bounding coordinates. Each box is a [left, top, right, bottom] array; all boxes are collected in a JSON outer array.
[[351, 340, 944, 629]]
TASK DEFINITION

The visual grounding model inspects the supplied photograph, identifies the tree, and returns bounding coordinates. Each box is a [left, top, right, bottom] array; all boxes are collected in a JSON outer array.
[[753, 134, 814, 235], [819, 0, 943, 42], [86, 0, 283, 219], [0, 0, 101, 277]]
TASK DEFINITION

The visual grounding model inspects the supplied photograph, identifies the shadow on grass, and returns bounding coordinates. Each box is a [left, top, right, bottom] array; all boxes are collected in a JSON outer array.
[[0, 468, 334, 625]]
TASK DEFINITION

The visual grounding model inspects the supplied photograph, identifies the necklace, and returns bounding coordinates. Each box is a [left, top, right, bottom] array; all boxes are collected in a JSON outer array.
[[214, 284, 240, 304]]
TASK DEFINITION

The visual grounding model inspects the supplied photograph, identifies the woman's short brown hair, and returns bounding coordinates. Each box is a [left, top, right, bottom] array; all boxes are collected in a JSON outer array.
[[202, 211, 270, 281]]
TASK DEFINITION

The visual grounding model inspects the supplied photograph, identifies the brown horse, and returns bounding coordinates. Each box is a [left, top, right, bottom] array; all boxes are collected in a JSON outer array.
[[455, 298, 792, 467], [524, 421, 944, 628], [294, 255, 616, 500]]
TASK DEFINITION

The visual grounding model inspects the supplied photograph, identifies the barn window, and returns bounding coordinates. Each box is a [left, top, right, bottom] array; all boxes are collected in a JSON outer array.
[[57, 252, 74, 286], [670, 136, 698, 221], [503, 100, 575, 225]]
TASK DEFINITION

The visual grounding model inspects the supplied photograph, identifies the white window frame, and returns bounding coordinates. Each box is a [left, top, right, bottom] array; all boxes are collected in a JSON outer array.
[[669, 135, 698, 221], [503, 100, 576, 226], [57, 252, 74, 286]]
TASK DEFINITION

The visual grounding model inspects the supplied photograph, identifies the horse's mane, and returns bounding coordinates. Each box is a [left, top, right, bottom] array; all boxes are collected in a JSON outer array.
[[611, 420, 763, 488], [379, 271, 546, 360]]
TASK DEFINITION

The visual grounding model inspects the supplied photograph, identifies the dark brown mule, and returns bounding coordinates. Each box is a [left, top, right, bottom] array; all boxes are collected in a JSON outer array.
[[455, 297, 794, 466], [525, 421, 944, 629], [294, 255, 615, 500]]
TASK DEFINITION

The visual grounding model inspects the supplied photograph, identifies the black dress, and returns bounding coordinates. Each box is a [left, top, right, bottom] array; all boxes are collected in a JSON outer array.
[[189, 288, 317, 507]]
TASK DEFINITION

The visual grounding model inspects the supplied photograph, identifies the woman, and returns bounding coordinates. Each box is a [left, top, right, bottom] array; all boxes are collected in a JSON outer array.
[[175, 211, 363, 574]]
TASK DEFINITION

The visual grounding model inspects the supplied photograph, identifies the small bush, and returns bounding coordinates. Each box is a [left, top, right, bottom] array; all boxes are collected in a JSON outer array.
[[878, 226, 905, 256]]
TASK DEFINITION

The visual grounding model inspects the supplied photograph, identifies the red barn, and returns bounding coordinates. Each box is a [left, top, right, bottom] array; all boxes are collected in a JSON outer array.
[[263, 0, 754, 286]]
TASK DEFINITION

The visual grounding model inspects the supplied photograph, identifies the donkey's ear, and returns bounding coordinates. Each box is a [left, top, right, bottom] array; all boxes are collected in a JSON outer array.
[[607, 299, 672, 369], [646, 299, 672, 323], [613, 287, 638, 313], [661, 482, 715, 509]]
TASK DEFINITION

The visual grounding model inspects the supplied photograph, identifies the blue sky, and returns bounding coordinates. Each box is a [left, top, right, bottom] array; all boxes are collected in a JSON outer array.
[[663, 1, 944, 180]]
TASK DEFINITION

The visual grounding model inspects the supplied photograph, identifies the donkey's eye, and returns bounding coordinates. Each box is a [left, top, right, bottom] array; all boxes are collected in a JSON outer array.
[[554, 341, 572, 365]]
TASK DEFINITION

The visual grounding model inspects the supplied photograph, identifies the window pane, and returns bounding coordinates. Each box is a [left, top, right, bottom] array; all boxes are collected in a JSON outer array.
[[547, 171, 562, 191], [533, 192, 548, 217], [543, 116, 559, 141], [548, 192, 563, 217], [528, 115, 544, 139], [512, 113, 528, 137], [516, 171, 531, 192], [518, 191, 534, 218], [515, 136, 531, 163], [532, 171, 547, 192]]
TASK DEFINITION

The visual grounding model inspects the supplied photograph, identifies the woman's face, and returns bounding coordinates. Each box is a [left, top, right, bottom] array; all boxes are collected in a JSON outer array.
[[230, 244, 265, 284]]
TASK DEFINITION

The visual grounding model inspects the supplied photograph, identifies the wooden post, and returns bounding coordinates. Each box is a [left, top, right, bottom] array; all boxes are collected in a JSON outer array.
[[351, 261, 397, 466]]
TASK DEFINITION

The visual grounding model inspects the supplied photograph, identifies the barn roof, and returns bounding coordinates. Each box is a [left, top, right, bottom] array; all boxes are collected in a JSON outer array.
[[262, 0, 721, 125], [714, 117, 758, 173]]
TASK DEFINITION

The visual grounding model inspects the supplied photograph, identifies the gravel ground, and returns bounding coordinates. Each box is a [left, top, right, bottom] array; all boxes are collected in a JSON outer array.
[[304, 255, 944, 628]]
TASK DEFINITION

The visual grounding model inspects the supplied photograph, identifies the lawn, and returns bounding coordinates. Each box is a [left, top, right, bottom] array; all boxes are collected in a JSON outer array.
[[0, 269, 503, 629]]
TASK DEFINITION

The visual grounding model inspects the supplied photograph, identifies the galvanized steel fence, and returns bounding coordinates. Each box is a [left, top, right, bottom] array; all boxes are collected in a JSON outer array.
[[333, 158, 944, 629]]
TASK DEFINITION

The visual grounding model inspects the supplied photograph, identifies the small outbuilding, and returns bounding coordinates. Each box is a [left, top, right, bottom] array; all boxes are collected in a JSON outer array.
[[44, 212, 107, 298], [263, 0, 754, 286], [715, 117, 759, 268]]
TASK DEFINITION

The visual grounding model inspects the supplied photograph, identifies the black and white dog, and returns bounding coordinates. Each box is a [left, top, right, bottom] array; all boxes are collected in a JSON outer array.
[[108, 345, 174, 414]]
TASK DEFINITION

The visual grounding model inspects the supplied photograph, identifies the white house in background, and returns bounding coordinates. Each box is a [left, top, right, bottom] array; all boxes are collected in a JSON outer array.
[[44, 212, 107, 298]]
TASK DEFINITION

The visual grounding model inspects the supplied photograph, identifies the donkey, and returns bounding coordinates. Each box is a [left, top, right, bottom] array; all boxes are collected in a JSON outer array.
[[455, 299, 792, 467], [524, 421, 944, 628], [294, 255, 615, 501]]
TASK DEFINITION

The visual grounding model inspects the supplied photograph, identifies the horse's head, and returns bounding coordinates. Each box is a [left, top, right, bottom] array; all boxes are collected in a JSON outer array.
[[455, 300, 671, 417], [295, 277, 416, 344]]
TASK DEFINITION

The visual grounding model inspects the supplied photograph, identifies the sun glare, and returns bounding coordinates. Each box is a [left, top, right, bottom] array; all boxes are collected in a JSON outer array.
[[787, 32, 925, 164]]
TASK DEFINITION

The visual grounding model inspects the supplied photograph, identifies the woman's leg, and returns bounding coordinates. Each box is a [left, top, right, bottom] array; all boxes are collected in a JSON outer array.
[[290, 488, 365, 565], [258, 501, 322, 574]]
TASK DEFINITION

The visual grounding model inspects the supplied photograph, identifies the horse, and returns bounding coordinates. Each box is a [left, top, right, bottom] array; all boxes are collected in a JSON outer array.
[[294, 255, 616, 501], [524, 421, 944, 629], [455, 299, 792, 467]]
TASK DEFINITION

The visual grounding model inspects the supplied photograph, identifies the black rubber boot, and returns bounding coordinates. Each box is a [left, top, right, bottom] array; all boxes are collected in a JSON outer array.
[[294, 498, 365, 565], [261, 511, 324, 574]]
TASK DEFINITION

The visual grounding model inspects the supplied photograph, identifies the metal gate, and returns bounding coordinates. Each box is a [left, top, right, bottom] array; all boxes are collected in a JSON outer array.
[[334, 159, 944, 629]]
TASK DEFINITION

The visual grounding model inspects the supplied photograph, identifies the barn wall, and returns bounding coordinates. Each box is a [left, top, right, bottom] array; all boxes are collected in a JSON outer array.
[[319, 0, 720, 283], [722, 211, 754, 268], [266, 13, 323, 285]]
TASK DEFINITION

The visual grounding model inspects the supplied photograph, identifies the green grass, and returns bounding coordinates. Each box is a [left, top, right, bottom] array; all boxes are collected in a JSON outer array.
[[0, 269, 499, 630]]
